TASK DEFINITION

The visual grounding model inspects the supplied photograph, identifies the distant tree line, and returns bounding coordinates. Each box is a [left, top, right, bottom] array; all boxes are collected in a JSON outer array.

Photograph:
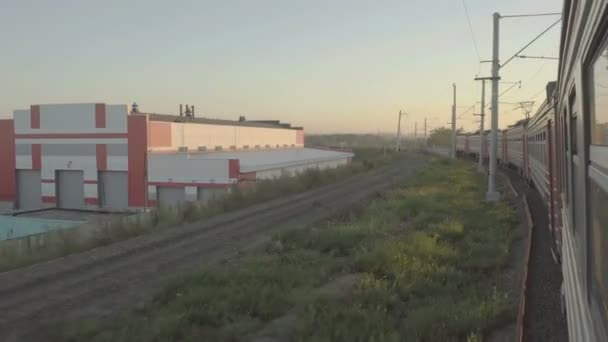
[[305, 134, 397, 149], [427, 127, 463, 147]]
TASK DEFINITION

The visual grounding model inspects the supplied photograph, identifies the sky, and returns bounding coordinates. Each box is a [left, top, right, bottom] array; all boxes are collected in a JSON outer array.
[[0, 0, 562, 134]]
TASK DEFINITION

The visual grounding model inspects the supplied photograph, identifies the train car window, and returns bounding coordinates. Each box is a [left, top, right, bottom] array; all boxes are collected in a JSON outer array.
[[590, 43, 608, 146], [589, 179, 608, 328], [570, 92, 578, 154], [563, 110, 569, 152]]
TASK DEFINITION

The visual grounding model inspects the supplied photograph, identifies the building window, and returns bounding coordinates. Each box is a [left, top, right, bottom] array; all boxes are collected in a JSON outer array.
[[589, 180, 608, 327], [590, 45, 608, 146]]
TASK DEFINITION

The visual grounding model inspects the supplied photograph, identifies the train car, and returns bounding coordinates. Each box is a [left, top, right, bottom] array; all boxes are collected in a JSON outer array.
[[556, 1, 608, 340], [468, 131, 489, 159], [498, 129, 507, 165], [505, 122, 526, 172], [456, 134, 468, 154], [527, 99, 552, 203]]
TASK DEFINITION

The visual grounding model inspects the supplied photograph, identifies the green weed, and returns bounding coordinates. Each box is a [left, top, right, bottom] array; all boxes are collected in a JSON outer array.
[[61, 157, 518, 342]]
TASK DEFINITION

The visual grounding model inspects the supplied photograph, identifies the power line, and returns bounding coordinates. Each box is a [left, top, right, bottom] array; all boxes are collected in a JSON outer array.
[[499, 81, 521, 98], [457, 103, 477, 120], [501, 18, 562, 69], [531, 87, 547, 99], [461, 0, 482, 65], [501, 12, 562, 18]]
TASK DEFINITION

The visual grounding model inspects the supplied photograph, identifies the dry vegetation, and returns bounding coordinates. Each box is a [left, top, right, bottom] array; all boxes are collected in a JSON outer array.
[[0, 148, 398, 272], [62, 158, 519, 342]]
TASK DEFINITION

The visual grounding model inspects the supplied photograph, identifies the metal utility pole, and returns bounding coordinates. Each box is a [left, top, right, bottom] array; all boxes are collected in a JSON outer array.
[[484, 11, 560, 201], [395, 110, 407, 152], [487, 12, 501, 201], [451, 83, 457, 159], [474, 77, 490, 171], [414, 121, 417, 138], [424, 117, 427, 138]]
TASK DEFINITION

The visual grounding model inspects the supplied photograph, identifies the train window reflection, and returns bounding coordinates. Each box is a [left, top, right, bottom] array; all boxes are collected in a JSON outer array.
[[591, 46, 608, 146], [589, 179, 608, 326]]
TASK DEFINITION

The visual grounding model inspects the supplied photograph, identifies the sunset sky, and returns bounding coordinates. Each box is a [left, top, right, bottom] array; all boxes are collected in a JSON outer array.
[[0, 0, 561, 134]]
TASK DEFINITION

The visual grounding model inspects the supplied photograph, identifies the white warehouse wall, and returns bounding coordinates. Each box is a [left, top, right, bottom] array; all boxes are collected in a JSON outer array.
[[255, 158, 350, 180], [153, 121, 302, 151], [147, 153, 233, 185]]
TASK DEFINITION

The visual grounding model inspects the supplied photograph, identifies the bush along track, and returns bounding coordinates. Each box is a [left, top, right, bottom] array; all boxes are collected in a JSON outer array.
[[64, 158, 519, 342]]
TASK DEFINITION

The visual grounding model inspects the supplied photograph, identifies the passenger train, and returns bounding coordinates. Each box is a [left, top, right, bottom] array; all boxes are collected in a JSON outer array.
[[456, 1, 608, 340]]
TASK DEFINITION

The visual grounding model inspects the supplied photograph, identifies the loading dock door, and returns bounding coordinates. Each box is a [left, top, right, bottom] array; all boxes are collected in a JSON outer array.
[[16, 170, 42, 210], [157, 187, 186, 208], [99, 171, 128, 209], [197, 187, 227, 203], [56, 170, 84, 209]]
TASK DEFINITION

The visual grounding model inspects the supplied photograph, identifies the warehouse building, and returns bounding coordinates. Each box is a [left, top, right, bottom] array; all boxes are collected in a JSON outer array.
[[0, 103, 353, 211]]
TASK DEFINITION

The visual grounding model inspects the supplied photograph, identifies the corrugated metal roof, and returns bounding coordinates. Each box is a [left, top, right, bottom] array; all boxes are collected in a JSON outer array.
[[185, 148, 354, 172]]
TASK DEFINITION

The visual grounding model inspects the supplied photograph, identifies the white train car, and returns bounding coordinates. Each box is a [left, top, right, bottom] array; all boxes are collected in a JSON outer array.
[[505, 123, 526, 171], [556, 1, 608, 340], [527, 100, 551, 202]]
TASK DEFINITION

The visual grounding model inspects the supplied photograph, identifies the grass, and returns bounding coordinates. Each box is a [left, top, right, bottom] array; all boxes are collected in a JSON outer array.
[[0, 148, 399, 273], [60, 157, 519, 342]]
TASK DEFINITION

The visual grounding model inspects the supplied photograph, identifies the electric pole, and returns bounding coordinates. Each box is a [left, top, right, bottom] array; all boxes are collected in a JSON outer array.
[[424, 117, 427, 138], [395, 110, 407, 152], [485, 11, 560, 201], [474, 77, 490, 171], [414, 121, 417, 138], [451, 83, 457, 159], [487, 12, 501, 201]]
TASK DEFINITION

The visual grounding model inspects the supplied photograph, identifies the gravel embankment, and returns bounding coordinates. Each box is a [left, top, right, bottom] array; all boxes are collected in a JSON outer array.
[[503, 167, 568, 342]]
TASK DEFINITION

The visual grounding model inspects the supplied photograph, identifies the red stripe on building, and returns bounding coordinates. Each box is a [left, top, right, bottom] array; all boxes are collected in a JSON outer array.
[[30, 105, 40, 129], [42, 196, 56, 204], [84, 180, 98, 184], [85, 198, 98, 205], [95, 103, 106, 128], [15, 133, 127, 139], [147, 199, 157, 207], [32, 144, 41, 170], [296, 129, 304, 145], [238, 171, 256, 191], [96, 144, 107, 170], [148, 181, 231, 188], [238, 171, 256, 181], [41, 179, 54, 183], [228, 159, 240, 179], [149, 121, 172, 148], [0, 120, 16, 202], [128, 115, 147, 207]]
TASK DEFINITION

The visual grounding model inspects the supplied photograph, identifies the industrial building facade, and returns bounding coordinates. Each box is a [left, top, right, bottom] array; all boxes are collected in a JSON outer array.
[[0, 103, 352, 211]]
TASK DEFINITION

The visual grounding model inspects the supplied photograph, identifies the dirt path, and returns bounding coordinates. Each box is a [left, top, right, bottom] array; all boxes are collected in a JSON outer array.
[[0, 154, 427, 342], [502, 167, 568, 342]]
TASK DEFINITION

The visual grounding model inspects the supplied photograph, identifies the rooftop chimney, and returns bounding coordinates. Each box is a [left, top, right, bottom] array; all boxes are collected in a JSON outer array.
[[191, 105, 195, 117], [180, 104, 183, 116]]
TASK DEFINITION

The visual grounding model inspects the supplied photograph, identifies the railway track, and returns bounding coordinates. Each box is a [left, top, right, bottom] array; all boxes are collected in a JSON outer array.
[[0, 154, 427, 341], [502, 167, 567, 342]]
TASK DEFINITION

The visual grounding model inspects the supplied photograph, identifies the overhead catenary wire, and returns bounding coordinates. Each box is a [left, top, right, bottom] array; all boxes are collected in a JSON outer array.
[[501, 18, 562, 69], [461, 0, 482, 72], [531, 86, 548, 99]]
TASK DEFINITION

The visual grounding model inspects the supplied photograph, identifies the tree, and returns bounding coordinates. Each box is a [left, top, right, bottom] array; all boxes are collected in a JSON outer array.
[[427, 127, 462, 147]]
